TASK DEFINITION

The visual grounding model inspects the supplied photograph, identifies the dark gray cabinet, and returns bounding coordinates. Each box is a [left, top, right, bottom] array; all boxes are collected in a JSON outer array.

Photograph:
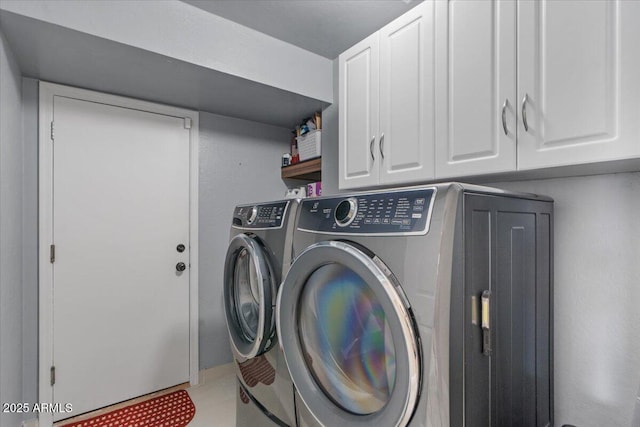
[[452, 193, 553, 427]]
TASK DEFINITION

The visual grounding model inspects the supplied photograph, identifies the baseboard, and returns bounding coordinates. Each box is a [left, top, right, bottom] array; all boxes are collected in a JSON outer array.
[[22, 418, 38, 427]]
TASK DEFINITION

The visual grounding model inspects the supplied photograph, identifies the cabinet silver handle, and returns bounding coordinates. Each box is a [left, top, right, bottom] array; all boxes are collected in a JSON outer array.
[[501, 99, 509, 136], [370, 136, 376, 161], [379, 133, 385, 159], [481, 290, 491, 356], [521, 93, 529, 132]]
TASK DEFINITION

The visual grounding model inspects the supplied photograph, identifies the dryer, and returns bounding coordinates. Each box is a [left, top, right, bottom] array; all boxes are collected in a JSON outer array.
[[276, 183, 553, 427], [224, 199, 299, 426]]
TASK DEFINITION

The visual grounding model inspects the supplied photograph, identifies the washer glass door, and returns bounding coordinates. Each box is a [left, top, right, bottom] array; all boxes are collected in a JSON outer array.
[[277, 241, 421, 426], [225, 233, 276, 359], [298, 262, 396, 414]]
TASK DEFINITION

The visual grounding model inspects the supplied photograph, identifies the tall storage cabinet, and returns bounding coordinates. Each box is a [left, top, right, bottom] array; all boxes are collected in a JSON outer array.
[[339, 1, 435, 190], [450, 193, 553, 427]]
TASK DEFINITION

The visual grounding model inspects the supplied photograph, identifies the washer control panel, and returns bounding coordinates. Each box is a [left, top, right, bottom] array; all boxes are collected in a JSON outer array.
[[298, 188, 436, 235], [233, 201, 288, 229]]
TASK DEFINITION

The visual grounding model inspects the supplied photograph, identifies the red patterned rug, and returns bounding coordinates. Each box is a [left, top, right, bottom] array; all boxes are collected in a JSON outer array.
[[60, 390, 195, 427]]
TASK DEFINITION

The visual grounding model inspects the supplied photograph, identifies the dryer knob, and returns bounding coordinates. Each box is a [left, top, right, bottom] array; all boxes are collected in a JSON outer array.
[[335, 198, 358, 227], [247, 206, 258, 224]]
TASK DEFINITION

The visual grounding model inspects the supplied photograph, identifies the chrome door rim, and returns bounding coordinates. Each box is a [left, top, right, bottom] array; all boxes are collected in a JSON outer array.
[[224, 233, 276, 359], [276, 240, 421, 426]]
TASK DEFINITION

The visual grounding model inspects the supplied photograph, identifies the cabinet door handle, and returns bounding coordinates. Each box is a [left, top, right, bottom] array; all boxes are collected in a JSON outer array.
[[481, 290, 492, 356], [501, 99, 509, 136], [379, 133, 385, 159], [370, 136, 376, 161], [521, 93, 529, 132]]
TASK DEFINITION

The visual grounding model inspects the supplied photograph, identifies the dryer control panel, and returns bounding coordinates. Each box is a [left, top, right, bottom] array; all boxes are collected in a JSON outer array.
[[298, 188, 436, 235], [233, 201, 289, 229]]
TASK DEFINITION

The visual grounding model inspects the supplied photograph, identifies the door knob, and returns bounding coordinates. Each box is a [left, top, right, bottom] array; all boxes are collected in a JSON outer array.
[[176, 262, 187, 272], [176, 244, 186, 253]]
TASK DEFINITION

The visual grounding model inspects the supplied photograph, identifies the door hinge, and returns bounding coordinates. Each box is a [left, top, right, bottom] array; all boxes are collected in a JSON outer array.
[[50, 366, 56, 386], [50, 121, 54, 141], [50, 244, 55, 263], [184, 117, 192, 129]]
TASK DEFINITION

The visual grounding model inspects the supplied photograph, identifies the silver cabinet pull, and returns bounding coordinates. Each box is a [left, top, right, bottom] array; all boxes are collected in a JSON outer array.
[[521, 93, 529, 132], [501, 99, 509, 135], [369, 136, 376, 161], [481, 290, 492, 356], [379, 133, 385, 159]]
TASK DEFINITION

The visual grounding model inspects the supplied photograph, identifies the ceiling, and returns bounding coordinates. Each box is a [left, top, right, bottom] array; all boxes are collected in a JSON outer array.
[[182, 0, 423, 59]]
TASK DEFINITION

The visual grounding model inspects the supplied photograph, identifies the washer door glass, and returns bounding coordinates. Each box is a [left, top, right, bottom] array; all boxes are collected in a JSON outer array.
[[233, 247, 262, 341], [298, 263, 396, 414], [277, 241, 421, 426], [224, 234, 276, 359]]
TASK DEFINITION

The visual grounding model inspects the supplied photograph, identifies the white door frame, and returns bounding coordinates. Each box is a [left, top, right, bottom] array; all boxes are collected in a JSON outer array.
[[38, 81, 199, 427]]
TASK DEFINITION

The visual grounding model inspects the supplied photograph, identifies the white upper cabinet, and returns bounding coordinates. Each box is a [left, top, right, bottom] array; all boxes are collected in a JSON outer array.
[[339, 0, 640, 188], [379, 2, 435, 186], [339, 1, 434, 190], [517, 0, 640, 169], [339, 32, 380, 190], [435, 0, 517, 178]]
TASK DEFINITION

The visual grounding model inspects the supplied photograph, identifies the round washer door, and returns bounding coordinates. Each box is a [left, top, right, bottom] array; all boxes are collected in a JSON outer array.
[[277, 240, 421, 427], [224, 233, 277, 359]]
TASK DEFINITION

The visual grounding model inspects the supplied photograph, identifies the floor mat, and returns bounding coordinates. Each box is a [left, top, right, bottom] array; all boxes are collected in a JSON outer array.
[[60, 389, 195, 427]]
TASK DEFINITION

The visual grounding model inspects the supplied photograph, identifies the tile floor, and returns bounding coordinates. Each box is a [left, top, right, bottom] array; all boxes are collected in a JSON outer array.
[[187, 363, 236, 427]]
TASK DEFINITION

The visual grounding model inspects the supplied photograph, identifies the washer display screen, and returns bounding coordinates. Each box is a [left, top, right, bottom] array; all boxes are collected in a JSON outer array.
[[297, 263, 396, 415]]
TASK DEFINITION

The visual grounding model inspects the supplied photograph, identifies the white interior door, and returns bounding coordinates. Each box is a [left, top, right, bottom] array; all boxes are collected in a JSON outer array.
[[51, 95, 191, 419]]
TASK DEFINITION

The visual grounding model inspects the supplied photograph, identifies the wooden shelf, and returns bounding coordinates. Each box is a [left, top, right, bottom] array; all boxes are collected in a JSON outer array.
[[281, 157, 322, 181]]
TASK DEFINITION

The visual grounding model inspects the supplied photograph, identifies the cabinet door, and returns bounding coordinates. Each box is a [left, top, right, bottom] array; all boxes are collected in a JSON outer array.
[[339, 33, 380, 190], [464, 195, 553, 427], [434, 0, 516, 179], [379, 1, 435, 185], [518, 0, 640, 169]]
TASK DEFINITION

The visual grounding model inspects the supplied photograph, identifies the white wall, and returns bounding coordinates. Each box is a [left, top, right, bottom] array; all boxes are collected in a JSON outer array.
[[0, 26, 24, 427], [487, 173, 640, 427], [198, 111, 290, 368]]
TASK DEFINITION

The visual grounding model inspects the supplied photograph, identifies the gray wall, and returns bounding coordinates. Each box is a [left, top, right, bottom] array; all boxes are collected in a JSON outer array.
[[198, 111, 289, 368], [21, 78, 38, 411], [487, 173, 640, 427], [0, 27, 24, 427], [320, 58, 340, 196]]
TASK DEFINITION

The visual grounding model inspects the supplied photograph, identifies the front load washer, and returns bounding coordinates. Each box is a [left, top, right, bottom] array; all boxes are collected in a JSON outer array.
[[225, 199, 299, 426], [277, 183, 553, 427]]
